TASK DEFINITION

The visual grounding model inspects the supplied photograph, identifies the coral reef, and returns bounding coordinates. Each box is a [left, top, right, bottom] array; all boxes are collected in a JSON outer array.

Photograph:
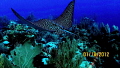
[[0, 0, 120, 68], [0, 11, 120, 68], [47, 38, 83, 68]]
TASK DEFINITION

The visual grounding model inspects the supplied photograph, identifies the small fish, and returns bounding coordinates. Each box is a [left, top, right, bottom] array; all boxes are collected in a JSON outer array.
[[11, 0, 75, 35]]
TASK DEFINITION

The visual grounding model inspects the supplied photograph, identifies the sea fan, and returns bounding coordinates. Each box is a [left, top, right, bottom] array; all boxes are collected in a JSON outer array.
[[10, 40, 42, 68]]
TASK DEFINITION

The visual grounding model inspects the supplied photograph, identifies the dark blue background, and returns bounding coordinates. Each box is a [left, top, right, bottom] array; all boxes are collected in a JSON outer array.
[[0, 0, 120, 28]]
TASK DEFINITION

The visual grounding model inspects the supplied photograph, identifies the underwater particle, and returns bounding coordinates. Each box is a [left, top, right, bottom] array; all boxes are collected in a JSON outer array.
[[112, 25, 119, 31], [78, 43, 83, 46], [2, 41, 10, 45], [8, 55, 12, 61], [10, 20, 17, 24], [88, 65, 93, 68], [0, 43, 9, 53], [116, 60, 120, 64], [15, 24, 23, 30], [8, 30, 15, 34], [106, 24, 110, 33], [25, 34, 35, 38], [3, 35, 8, 40], [41, 38, 46, 42], [78, 42, 87, 50], [80, 61, 90, 68], [93, 40, 97, 43], [78, 43, 84, 49], [80, 29, 88, 36], [43, 42, 58, 53], [42, 58, 49, 65]]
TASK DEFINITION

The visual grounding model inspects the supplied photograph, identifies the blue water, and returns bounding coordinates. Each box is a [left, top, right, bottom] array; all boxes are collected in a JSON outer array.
[[0, 0, 120, 28]]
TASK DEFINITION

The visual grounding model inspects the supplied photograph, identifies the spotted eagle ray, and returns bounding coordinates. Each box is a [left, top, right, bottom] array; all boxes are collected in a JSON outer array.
[[11, 0, 75, 34]]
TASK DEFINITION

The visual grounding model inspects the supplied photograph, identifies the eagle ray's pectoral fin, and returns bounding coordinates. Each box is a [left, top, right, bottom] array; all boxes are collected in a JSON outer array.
[[11, 8, 46, 31], [54, 0, 75, 29]]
